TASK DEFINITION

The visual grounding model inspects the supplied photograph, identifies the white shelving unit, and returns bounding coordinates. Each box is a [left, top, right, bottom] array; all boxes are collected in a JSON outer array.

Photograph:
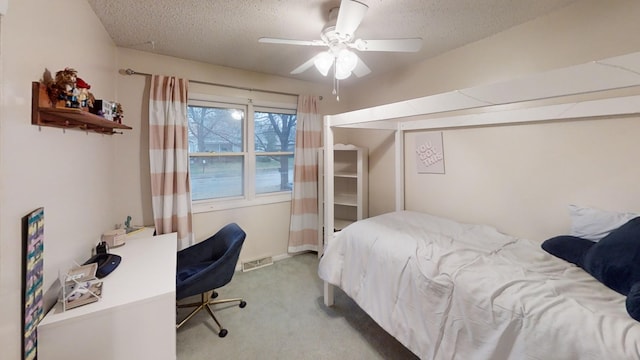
[[318, 144, 368, 256]]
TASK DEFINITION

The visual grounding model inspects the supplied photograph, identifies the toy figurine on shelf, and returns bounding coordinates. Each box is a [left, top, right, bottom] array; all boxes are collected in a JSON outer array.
[[75, 77, 94, 110], [114, 102, 124, 124]]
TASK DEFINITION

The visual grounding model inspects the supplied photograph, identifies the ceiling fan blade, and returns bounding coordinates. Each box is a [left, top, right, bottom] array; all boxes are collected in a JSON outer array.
[[290, 55, 319, 75], [352, 38, 423, 52], [335, 0, 368, 40], [352, 55, 371, 78], [259, 37, 326, 47]]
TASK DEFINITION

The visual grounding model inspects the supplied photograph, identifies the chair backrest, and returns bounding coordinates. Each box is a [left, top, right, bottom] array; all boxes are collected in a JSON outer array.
[[176, 223, 246, 300], [209, 223, 246, 261]]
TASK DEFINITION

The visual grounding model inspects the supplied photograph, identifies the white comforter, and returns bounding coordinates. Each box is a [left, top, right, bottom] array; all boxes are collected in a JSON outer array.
[[318, 211, 640, 360]]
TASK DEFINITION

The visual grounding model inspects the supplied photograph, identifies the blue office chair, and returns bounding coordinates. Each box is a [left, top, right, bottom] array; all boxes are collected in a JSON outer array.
[[176, 223, 247, 337]]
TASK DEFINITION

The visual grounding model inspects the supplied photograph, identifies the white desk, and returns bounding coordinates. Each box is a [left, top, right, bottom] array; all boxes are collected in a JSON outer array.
[[38, 232, 177, 360]]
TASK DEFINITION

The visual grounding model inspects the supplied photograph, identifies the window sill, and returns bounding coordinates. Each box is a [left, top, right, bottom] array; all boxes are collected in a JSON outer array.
[[192, 192, 292, 213]]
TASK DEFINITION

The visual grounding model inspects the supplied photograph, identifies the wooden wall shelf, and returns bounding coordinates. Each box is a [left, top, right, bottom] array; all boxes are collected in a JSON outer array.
[[31, 82, 132, 135]]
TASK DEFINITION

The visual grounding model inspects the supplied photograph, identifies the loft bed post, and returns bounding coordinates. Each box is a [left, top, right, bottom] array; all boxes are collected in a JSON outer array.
[[323, 115, 335, 249], [395, 124, 405, 211], [323, 114, 335, 306]]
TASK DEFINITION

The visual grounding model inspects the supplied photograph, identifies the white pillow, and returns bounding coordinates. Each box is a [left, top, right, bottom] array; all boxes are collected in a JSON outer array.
[[569, 204, 639, 241]]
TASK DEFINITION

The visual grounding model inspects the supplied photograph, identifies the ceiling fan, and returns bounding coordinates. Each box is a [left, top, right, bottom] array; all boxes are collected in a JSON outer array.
[[258, 0, 422, 98]]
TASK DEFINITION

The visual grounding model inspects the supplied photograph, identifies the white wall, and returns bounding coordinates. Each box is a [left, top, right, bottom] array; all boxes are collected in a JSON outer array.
[[114, 48, 346, 263], [0, 0, 120, 358], [403, 118, 640, 241], [341, 0, 640, 241]]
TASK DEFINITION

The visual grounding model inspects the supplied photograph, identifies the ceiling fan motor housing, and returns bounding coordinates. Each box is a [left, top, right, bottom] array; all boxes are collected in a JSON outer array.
[[322, 7, 352, 44]]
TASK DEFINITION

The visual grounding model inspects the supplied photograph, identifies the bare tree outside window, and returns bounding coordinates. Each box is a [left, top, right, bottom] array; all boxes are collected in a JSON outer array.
[[254, 111, 296, 193], [187, 103, 296, 201], [188, 106, 243, 153], [187, 106, 244, 200]]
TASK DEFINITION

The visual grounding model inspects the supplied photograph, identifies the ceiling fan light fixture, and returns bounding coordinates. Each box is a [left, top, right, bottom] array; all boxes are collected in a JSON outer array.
[[334, 48, 358, 80], [335, 65, 352, 80], [313, 51, 334, 77]]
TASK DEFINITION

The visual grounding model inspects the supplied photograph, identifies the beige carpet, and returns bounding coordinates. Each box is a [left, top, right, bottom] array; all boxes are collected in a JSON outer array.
[[176, 252, 419, 359]]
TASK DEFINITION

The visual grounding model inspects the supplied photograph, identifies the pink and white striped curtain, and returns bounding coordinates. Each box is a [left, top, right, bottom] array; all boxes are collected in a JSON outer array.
[[288, 95, 322, 253], [149, 75, 194, 249]]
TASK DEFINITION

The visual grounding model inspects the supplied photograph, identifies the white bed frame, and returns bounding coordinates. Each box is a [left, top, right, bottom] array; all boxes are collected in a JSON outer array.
[[322, 50, 640, 306]]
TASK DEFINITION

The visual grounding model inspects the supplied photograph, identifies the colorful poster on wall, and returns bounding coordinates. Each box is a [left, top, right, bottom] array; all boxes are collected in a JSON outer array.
[[415, 132, 445, 174], [22, 207, 44, 360]]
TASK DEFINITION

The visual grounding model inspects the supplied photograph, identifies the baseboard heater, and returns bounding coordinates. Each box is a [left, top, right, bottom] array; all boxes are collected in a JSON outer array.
[[241, 256, 273, 272]]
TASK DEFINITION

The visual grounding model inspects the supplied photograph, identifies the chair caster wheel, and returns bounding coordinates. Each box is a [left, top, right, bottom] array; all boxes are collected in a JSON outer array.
[[219, 329, 228, 337], [212, 291, 219, 299], [239, 300, 247, 308]]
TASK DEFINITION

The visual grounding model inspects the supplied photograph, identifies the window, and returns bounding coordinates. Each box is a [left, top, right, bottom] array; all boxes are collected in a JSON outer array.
[[254, 107, 296, 194], [188, 104, 245, 200], [187, 94, 297, 211]]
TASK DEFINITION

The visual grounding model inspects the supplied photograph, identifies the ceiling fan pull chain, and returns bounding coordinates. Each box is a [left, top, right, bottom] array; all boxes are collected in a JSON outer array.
[[333, 61, 340, 101]]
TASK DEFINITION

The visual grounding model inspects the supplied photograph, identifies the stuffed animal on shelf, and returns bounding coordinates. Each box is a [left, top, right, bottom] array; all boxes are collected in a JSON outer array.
[[48, 67, 79, 108]]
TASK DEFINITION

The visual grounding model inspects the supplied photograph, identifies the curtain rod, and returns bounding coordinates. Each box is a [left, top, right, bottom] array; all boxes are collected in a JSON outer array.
[[123, 68, 321, 99]]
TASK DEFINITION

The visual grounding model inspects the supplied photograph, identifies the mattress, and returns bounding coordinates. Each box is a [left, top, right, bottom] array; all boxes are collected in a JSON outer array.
[[318, 210, 640, 359]]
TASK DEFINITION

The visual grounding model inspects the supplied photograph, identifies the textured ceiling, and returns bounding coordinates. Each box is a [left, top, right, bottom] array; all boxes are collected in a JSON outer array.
[[87, 0, 579, 84]]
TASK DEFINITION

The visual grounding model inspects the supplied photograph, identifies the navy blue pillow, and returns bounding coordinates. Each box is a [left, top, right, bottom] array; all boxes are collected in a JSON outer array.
[[583, 217, 640, 295], [541, 235, 595, 267], [627, 282, 640, 321]]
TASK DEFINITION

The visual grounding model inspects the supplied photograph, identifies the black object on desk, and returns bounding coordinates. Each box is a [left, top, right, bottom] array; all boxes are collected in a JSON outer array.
[[84, 242, 122, 278]]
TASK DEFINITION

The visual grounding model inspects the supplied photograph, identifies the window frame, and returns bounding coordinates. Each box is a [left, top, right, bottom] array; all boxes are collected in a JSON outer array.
[[253, 105, 297, 195], [188, 93, 297, 213]]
